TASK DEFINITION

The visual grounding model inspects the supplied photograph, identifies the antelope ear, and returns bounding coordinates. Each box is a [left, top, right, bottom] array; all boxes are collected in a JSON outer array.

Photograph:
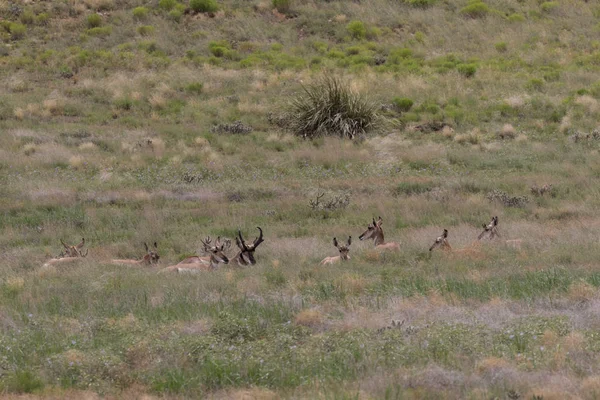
[[377, 216, 383, 226], [372, 217, 376, 226], [154, 242, 158, 249], [333, 237, 339, 248], [76, 238, 85, 249], [144, 242, 149, 252], [347, 236, 352, 246]]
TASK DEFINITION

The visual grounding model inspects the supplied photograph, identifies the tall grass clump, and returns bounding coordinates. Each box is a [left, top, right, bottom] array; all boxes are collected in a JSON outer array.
[[285, 75, 379, 139]]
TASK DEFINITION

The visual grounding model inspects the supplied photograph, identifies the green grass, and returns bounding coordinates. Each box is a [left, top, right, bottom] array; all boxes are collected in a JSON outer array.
[[2, 0, 600, 398]]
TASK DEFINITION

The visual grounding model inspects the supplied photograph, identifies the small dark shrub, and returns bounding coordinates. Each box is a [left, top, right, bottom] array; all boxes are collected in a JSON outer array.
[[185, 82, 203, 94], [190, 0, 219, 13], [457, 63, 477, 78], [284, 75, 379, 139], [404, 0, 437, 7], [273, 0, 291, 13], [86, 13, 102, 28], [495, 42, 507, 52], [158, 0, 177, 10], [137, 25, 155, 36], [392, 97, 414, 112]]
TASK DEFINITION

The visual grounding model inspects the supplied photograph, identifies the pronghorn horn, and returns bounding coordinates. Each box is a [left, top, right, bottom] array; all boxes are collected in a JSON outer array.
[[76, 238, 85, 249], [347, 236, 352, 246], [238, 230, 249, 251], [253, 227, 264, 247], [333, 237, 339, 248]]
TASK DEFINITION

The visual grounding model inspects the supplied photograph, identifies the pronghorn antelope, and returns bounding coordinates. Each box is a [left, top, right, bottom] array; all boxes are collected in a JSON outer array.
[[61, 238, 88, 257], [358, 217, 400, 250], [429, 229, 451, 252], [232, 227, 264, 266], [162, 236, 230, 273], [320, 236, 352, 265], [42, 238, 88, 267], [478, 216, 500, 240], [531, 184, 553, 196], [112, 242, 160, 266]]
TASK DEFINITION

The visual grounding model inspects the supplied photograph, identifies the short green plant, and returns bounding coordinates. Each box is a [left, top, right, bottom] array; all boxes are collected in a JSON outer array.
[[273, 0, 291, 13], [137, 25, 155, 36], [133, 6, 150, 20], [457, 63, 477, 78], [404, 0, 437, 7], [86, 13, 102, 28], [346, 20, 367, 40], [9, 23, 26, 40], [158, 0, 178, 10], [459, 1, 490, 18], [495, 42, 507, 52], [185, 82, 204, 94], [392, 97, 414, 112], [190, 0, 219, 13], [284, 75, 379, 139], [540, 1, 558, 12]]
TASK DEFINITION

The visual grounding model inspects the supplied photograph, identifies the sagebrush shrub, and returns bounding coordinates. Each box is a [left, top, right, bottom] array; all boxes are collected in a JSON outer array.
[[86, 13, 102, 28], [9, 23, 26, 40], [273, 0, 291, 13], [459, 1, 489, 18], [132, 6, 149, 20], [392, 97, 414, 112], [404, 0, 437, 7], [284, 75, 379, 139], [190, 0, 219, 13], [457, 63, 477, 78], [158, 0, 178, 10], [346, 20, 367, 40]]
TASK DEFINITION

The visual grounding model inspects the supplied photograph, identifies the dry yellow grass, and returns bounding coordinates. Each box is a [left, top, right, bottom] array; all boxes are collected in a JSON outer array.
[[294, 308, 323, 328]]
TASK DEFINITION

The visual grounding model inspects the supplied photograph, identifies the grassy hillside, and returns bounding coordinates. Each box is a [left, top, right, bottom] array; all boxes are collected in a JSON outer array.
[[3, 0, 600, 398]]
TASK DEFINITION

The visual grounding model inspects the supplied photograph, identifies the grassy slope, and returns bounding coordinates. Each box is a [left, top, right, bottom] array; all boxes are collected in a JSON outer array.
[[3, 0, 600, 398]]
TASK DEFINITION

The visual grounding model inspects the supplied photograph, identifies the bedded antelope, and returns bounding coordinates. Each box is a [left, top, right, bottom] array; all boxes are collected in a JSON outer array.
[[112, 242, 160, 266], [162, 236, 230, 273], [42, 238, 88, 267], [232, 227, 264, 266], [478, 216, 500, 240], [358, 217, 400, 250], [320, 236, 352, 265], [429, 229, 451, 252]]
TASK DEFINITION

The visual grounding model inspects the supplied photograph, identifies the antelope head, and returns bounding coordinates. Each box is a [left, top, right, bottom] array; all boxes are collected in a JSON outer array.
[[235, 227, 265, 266], [334, 236, 352, 260], [359, 217, 383, 242], [60, 238, 87, 257], [144, 242, 160, 264], [201, 236, 230, 265]]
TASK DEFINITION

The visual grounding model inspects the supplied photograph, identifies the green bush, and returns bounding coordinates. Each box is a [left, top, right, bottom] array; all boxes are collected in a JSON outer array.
[[133, 6, 149, 20], [284, 75, 379, 139], [20, 9, 35, 25], [4, 370, 44, 393], [459, 1, 489, 18], [168, 8, 183, 21], [273, 0, 291, 13], [346, 20, 367, 40], [495, 42, 507, 52], [209, 41, 230, 57], [86, 13, 102, 28], [190, 0, 219, 13], [540, 1, 558, 12], [507, 13, 526, 22], [392, 97, 414, 112], [457, 63, 477, 77], [185, 82, 204, 94], [526, 78, 544, 91], [36, 13, 49, 26], [9, 23, 26, 40], [158, 0, 178, 10], [87, 26, 112, 36], [137, 25, 155, 36], [404, 0, 437, 7]]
